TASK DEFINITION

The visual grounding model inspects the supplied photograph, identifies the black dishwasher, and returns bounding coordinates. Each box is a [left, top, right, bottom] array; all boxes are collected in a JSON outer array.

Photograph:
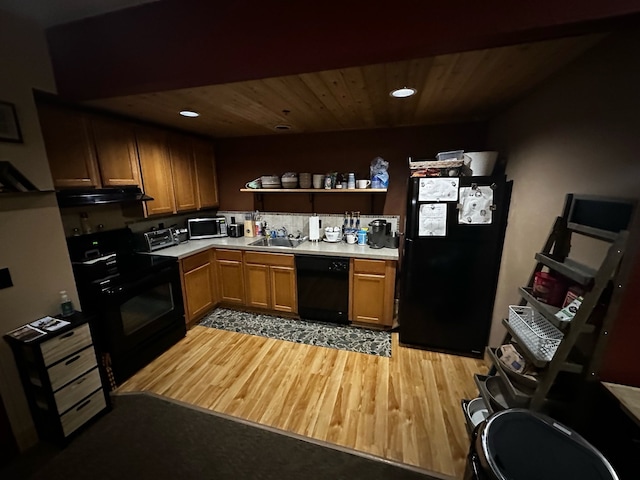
[[295, 255, 349, 324]]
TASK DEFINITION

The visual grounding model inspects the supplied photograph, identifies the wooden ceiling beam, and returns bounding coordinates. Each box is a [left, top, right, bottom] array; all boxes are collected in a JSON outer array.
[[47, 0, 640, 101]]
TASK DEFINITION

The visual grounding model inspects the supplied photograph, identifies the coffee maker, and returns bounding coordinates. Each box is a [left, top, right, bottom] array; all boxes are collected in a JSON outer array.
[[367, 219, 390, 249]]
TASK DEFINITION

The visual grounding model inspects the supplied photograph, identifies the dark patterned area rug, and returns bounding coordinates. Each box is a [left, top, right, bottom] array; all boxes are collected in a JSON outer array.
[[198, 308, 391, 357]]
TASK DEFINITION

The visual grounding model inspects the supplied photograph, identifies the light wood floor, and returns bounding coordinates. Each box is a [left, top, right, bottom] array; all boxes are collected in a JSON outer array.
[[118, 326, 487, 479]]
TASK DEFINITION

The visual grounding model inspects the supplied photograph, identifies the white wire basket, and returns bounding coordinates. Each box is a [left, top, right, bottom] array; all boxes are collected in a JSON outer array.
[[508, 306, 563, 362]]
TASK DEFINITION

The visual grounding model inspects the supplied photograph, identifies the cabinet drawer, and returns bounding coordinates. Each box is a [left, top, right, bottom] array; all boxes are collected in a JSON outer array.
[[182, 250, 210, 272], [215, 249, 242, 262], [244, 251, 294, 267], [60, 389, 106, 437], [54, 367, 102, 414], [41, 323, 92, 367], [48, 346, 98, 391], [353, 258, 387, 275]]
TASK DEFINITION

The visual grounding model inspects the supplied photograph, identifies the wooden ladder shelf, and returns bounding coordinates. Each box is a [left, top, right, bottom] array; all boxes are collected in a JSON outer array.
[[478, 194, 635, 414]]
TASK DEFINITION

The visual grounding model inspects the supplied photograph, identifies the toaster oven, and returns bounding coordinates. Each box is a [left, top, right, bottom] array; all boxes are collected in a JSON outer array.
[[187, 217, 227, 239]]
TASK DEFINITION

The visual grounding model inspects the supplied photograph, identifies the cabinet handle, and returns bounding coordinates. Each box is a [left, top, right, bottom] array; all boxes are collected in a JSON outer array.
[[76, 399, 91, 411], [60, 331, 75, 339], [65, 355, 81, 365], [73, 377, 88, 387]]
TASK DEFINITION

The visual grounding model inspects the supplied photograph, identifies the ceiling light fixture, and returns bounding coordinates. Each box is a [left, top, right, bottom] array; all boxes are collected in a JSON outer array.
[[179, 110, 200, 117], [390, 87, 417, 98], [274, 124, 292, 130]]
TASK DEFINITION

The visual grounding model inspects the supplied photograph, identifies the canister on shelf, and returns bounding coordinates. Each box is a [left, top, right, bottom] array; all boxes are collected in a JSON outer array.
[[347, 173, 356, 189]]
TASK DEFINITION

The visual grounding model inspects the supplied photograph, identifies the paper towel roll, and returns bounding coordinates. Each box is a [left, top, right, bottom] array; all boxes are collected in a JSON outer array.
[[309, 215, 320, 241]]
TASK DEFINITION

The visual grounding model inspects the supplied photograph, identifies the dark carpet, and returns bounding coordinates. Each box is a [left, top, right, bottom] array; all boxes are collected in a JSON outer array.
[[24, 392, 445, 480]]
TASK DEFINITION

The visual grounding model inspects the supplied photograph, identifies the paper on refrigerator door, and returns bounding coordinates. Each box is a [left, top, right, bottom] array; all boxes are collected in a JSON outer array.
[[418, 177, 459, 202], [419, 203, 447, 236], [458, 186, 493, 224]]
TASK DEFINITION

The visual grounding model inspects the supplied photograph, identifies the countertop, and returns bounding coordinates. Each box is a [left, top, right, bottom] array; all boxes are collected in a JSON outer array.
[[601, 382, 640, 427], [150, 236, 399, 261]]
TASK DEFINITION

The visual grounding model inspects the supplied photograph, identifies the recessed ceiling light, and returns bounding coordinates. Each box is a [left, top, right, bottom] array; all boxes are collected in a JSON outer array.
[[179, 110, 200, 117], [274, 124, 292, 130], [390, 87, 417, 98]]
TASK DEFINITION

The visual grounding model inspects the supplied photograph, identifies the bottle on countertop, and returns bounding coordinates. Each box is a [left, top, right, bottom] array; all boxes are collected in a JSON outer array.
[[244, 214, 255, 237], [60, 290, 74, 317]]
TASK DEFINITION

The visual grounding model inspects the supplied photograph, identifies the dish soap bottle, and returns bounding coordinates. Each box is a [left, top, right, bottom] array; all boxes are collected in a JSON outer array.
[[60, 290, 74, 317]]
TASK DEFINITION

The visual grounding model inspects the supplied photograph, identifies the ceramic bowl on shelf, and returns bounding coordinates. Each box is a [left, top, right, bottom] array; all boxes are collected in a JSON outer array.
[[261, 175, 281, 189], [245, 178, 261, 189], [281, 172, 298, 188], [299, 173, 311, 189]]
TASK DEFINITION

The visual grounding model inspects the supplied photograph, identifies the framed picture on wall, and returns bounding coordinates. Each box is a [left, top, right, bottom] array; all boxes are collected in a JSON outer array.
[[0, 101, 23, 143]]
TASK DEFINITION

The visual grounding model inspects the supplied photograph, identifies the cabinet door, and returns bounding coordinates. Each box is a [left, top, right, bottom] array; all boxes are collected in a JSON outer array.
[[90, 116, 140, 187], [270, 266, 297, 313], [352, 273, 386, 325], [38, 103, 101, 188], [183, 262, 214, 323], [168, 134, 198, 212], [245, 263, 271, 309], [215, 251, 245, 305], [136, 127, 176, 216], [192, 137, 219, 209]]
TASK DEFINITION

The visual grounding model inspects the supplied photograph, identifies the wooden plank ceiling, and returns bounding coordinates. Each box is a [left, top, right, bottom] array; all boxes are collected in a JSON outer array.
[[85, 34, 603, 138]]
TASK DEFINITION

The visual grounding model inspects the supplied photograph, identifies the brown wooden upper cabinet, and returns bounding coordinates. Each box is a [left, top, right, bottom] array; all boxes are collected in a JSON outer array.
[[38, 101, 219, 217], [167, 133, 198, 212], [191, 137, 219, 209], [138, 130, 219, 217], [135, 126, 176, 217], [38, 103, 101, 189], [90, 115, 141, 187]]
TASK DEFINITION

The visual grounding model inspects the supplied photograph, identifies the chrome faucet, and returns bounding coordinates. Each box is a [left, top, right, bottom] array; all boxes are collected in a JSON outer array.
[[276, 226, 288, 237]]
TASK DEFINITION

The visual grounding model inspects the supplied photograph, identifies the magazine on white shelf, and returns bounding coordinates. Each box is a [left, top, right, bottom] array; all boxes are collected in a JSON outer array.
[[29, 316, 70, 332], [7, 324, 46, 342]]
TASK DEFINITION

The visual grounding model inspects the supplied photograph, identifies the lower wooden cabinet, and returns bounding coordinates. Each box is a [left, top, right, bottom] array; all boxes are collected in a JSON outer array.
[[244, 262, 271, 309], [181, 250, 215, 324], [270, 265, 297, 313], [244, 252, 297, 313], [350, 258, 396, 327], [178, 249, 395, 327], [215, 249, 246, 305]]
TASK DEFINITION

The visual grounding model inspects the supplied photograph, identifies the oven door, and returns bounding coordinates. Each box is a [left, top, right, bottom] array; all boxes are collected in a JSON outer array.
[[99, 262, 185, 356]]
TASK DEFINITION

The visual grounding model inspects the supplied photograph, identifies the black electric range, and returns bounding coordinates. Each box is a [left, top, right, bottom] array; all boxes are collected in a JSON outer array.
[[66, 228, 185, 386]]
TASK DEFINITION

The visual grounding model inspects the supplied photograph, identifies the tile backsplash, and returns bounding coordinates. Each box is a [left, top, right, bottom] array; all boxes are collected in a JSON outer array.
[[219, 211, 399, 237], [61, 206, 398, 239]]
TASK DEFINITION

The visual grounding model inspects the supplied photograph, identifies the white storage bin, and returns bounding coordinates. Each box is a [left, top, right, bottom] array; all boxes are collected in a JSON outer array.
[[508, 305, 563, 362]]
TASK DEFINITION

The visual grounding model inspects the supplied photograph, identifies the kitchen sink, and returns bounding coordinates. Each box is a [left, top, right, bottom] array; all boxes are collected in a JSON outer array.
[[249, 237, 307, 248]]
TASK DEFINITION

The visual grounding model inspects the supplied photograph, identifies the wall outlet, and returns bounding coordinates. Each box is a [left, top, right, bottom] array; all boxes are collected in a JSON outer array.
[[0, 267, 13, 289]]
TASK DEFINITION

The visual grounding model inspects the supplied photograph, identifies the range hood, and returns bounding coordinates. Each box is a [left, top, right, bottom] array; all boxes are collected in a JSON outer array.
[[56, 187, 153, 207]]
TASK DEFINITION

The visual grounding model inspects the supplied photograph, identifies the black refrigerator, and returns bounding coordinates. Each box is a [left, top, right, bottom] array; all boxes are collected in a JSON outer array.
[[398, 175, 512, 357]]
